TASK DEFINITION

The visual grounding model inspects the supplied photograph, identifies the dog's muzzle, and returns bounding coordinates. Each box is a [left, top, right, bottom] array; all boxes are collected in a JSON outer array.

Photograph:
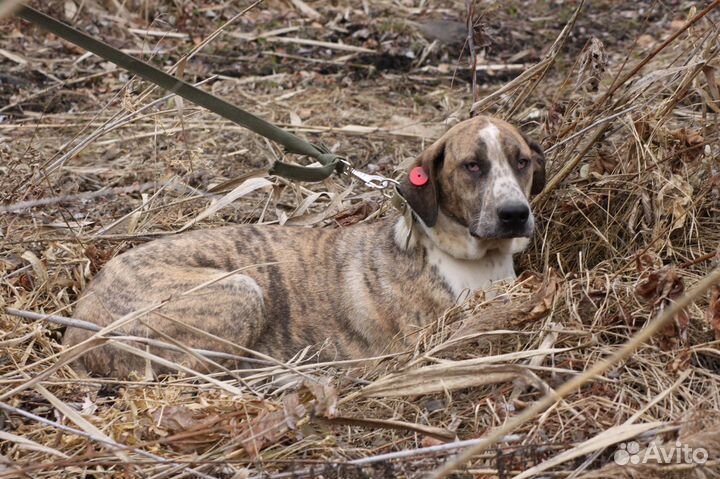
[[471, 200, 534, 239], [497, 202, 530, 234]]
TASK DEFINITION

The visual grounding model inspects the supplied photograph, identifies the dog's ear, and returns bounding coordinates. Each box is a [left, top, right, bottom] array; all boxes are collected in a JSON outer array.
[[399, 139, 445, 227], [522, 133, 546, 195]]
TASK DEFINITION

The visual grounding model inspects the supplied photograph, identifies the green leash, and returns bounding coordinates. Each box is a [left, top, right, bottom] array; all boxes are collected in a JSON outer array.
[[15, 5, 343, 182], [15, 4, 415, 238]]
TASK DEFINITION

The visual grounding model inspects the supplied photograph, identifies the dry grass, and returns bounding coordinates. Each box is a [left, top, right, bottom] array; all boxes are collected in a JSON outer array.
[[1, 1, 720, 478]]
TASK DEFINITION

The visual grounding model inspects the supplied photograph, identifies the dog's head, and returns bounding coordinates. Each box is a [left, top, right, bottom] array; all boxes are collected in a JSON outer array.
[[399, 116, 545, 259]]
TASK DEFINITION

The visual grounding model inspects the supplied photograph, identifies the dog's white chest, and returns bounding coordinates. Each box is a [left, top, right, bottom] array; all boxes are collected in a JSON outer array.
[[426, 245, 515, 300]]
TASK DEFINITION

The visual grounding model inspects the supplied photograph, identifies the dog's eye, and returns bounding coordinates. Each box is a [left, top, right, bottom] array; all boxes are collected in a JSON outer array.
[[464, 162, 481, 173], [517, 157, 530, 170]]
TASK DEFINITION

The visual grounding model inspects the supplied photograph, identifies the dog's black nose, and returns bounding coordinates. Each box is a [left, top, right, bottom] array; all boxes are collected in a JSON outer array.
[[497, 202, 530, 230]]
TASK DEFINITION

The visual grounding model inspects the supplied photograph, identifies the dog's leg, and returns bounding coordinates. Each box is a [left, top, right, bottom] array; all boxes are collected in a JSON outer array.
[[64, 266, 266, 378]]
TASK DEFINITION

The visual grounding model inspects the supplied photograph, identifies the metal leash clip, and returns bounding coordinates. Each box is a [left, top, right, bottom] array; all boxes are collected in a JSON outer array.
[[340, 159, 399, 192]]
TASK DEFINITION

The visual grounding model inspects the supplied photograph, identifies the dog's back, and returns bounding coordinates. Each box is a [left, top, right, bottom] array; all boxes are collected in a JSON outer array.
[[65, 219, 452, 376]]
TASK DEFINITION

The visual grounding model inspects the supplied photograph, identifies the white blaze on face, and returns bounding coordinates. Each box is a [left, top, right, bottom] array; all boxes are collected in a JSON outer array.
[[479, 124, 526, 202], [480, 124, 505, 163]]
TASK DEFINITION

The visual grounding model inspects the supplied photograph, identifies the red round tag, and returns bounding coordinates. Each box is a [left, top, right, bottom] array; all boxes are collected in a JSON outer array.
[[409, 166, 429, 186]]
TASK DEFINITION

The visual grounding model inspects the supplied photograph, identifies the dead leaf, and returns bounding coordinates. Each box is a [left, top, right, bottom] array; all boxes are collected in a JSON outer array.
[[238, 393, 306, 456], [231, 470, 250, 479], [84, 244, 113, 274], [301, 380, 338, 418], [543, 103, 565, 138], [706, 286, 720, 340], [334, 200, 378, 227], [286, 185, 352, 226], [668, 128, 705, 170], [150, 405, 227, 453], [421, 436, 446, 447], [635, 267, 689, 348], [656, 175, 693, 232], [575, 38, 607, 93], [635, 268, 683, 303], [64, 1, 77, 20], [16, 273, 33, 290], [181, 177, 271, 231], [289, 0, 320, 19], [701, 66, 720, 113], [21, 250, 48, 287], [153, 406, 215, 434], [668, 348, 691, 372], [589, 144, 618, 175], [289, 111, 302, 126], [670, 19, 687, 31], [637, 34, 656, 48]]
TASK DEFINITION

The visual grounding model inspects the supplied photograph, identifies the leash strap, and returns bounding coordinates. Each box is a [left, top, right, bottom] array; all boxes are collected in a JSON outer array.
[[268, 152, 345, 182], [16, 5, 343, 182], [17, 5, 416, 224]]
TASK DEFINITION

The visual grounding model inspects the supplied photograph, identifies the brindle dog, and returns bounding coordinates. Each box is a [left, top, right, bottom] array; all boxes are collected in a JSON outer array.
[[63, 115, 545, 377]]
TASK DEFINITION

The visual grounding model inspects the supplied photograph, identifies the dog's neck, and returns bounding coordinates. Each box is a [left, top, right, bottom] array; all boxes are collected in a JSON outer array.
[[392, 212, 527, 299]]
